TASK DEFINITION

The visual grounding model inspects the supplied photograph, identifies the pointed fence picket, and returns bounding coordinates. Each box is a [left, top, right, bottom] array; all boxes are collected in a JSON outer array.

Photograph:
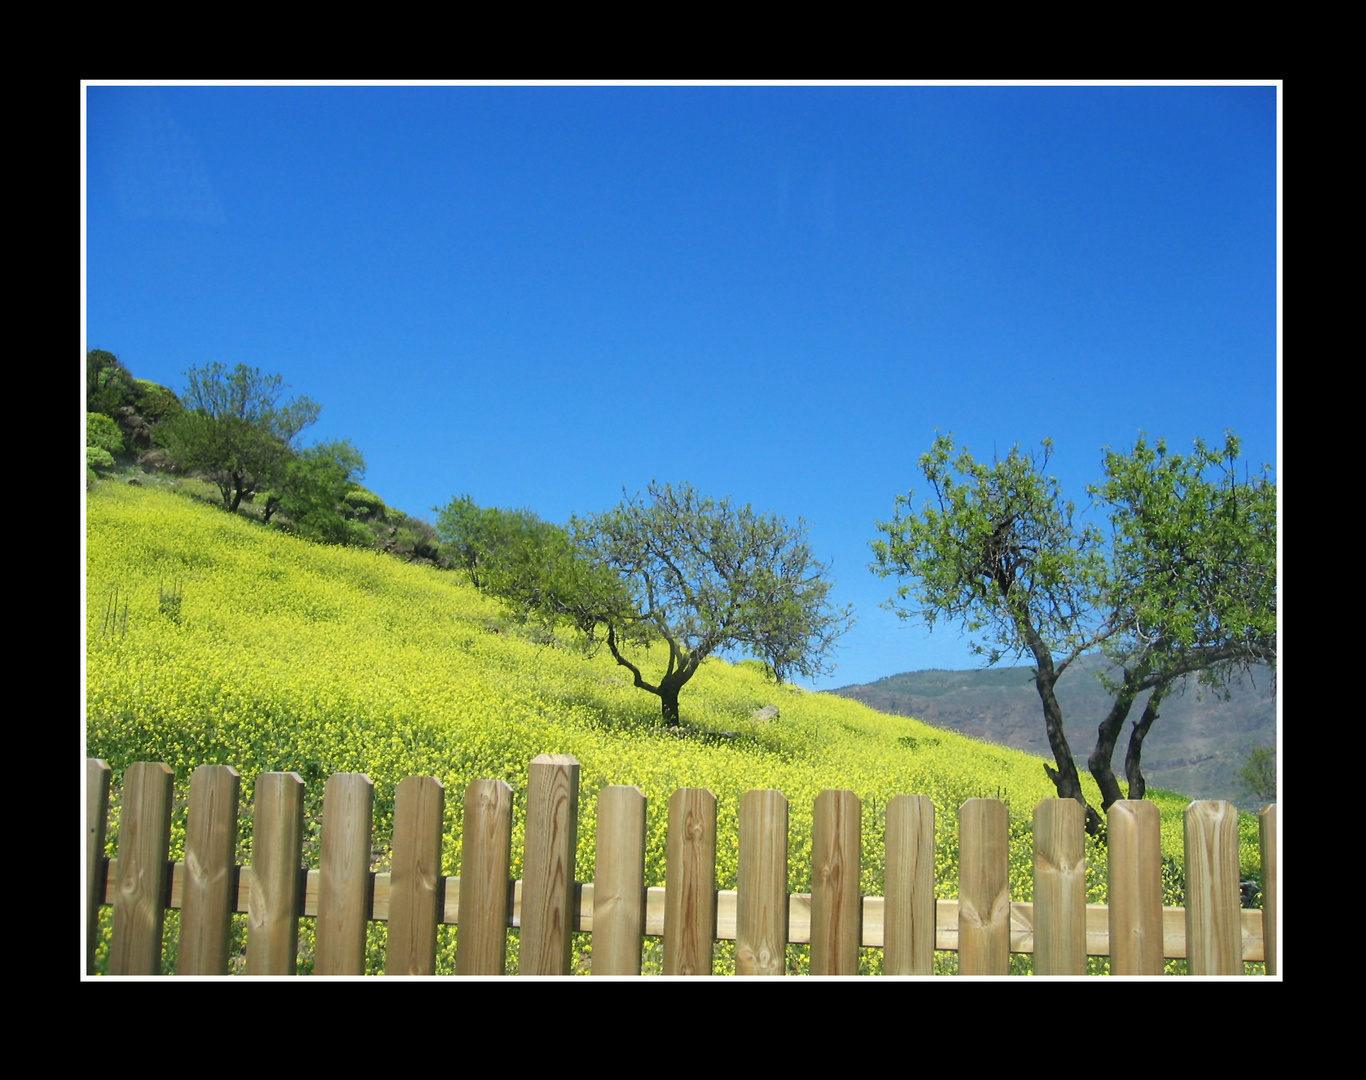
[[85, 754, 1276, 976]]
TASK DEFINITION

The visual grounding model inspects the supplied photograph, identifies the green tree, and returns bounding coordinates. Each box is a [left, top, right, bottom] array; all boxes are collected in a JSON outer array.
[[86, 412, 126, 459], [1086, 434, 1276, 806], [86, 411, 125, 479], [871, 433, 1275, 835], [1236, 745, 1276, 804], [435, 495, 626, 626], [573, 482, 853, 726], [131, 379, 185, 428], [436, 483, 854, 725], [163, 364, 320, 513], [263, 440, 367, 544], [86, 349, 138, 416]]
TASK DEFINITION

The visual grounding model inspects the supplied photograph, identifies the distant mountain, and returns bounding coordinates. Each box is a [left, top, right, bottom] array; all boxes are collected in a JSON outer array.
[[830, 655, 1276, 808]]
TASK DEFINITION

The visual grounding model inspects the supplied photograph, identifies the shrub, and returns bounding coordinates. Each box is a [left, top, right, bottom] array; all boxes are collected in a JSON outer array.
[[342, 486, 387, 521], [87, 350, 138, 415], [88, 412, 126, 457], [133, 380, 185, 426]]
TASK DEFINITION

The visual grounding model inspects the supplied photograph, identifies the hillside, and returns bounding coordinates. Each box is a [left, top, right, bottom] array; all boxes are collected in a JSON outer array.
[[831, 656, 1275, 809], [83, 480, 1260, 973]]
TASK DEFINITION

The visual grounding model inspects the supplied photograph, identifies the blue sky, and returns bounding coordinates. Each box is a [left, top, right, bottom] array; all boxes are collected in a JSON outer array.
[[83, 83, 1280, 691]]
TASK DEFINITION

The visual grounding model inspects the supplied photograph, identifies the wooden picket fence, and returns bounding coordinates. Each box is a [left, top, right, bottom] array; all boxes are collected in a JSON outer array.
[[85, 753, 1277, 976]]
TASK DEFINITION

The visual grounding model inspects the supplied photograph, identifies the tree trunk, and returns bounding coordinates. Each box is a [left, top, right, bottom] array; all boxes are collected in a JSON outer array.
[[605, 625, 695, 728], [1029, 655, 1104, 837], [227, 471, 247, 513], [1088, 670, 1141, 813], [657, 668, 691, 727], [1123, 684, 1166, 802]]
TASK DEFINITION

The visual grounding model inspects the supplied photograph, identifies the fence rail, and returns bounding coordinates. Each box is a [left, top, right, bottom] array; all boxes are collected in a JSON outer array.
[[85, 755, 1277, 976]]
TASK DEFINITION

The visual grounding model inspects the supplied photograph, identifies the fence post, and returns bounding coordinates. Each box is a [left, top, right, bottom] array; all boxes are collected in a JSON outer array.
[[884, 793, 934, 975], [736, 789, 788, 975], [1033, 798, 1086, 974], [386, 775, 445, 975], [811, 789, 862, 975], [315, 772, 375, 975], [246, 772, 305, 974], [86, 759, 112, 975], [959, 797, 1009, 975], [1260, 804, 1277, 975], [1106, 799, 1163, 974], [520, 754, 580, 975], [456, 778, 514, 975], [109, 761, 175, 975], [178, 764, 241, 974], [592, 785, 647, 975], [1184, 800, 1242, 974], [663, 787, 717, 975]]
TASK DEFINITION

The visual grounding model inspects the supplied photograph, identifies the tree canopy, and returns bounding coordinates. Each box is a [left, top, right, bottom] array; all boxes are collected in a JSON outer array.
[[263, 439, 367, 545], [164, 364, 320, 512], [86, 350, 138, 416], [438, 482, 853, 726], [872, 432, 1275, 834], [434, 496, 623, 626], [566, 482, 853, 724], [1237, 745, 1276, 804]]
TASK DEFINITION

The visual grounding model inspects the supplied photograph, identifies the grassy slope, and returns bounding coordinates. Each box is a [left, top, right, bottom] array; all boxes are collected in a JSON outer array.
[[85, 482, 1260, 973]]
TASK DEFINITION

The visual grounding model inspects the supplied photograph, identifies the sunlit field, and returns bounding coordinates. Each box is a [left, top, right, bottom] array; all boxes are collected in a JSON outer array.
[[85, 482, 1264, 973]]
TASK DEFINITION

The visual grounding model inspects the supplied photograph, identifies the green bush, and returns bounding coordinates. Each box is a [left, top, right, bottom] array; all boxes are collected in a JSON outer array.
[[87, 445, 116, 470], [342, 486, 387, 521], [87, 350, 138, 415], [346, 519, 378, 547], [87, 412, 126, 457], [133, 380, 185, 426]]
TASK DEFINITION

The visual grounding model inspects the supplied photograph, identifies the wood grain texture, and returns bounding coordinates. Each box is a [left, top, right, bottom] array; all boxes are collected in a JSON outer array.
[[457, 778, 514, 974], [1106, 799, 1164, 975], [86, 759, 111, 975], [884, 793, 934, 975], [86, 761, 1273, 975], [958, 798, 1009, 975], [592, 786, 646, 975], [178, 765, 241, 974], [1032, 799, 1086, 974], [1184, 800, 1242, 974], [810, 789, 861, 974], [663, 787, 717, 975], [109, 761, 174, 975], [386, 775, 444, 975], [316, 773, 375, 975], [1260, 804, 1276, 975], [736, 789, 788, 975], [519, 755, 580, 975], [246, 772, 304, 974]]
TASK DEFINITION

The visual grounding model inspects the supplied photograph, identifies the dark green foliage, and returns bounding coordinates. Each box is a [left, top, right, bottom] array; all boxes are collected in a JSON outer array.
[[87, 350, 138, 415], [265, 441, 367, 545], [434, 495, 621, 626], [341, 486, 387, 522], [1237, 745, 1276, 803], [437, 484, 853, 725], [386, 516, 445, 564], [132, 379, 185, 427], [162, 363, 320, 513], [872, 432, 1277, 829]]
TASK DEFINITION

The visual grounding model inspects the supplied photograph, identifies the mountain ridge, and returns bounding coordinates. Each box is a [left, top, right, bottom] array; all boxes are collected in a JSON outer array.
[[830, 654, 1275, 808]]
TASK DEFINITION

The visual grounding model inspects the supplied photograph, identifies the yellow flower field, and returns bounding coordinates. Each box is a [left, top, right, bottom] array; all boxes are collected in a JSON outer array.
[[85, 481, 1262, 973]]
